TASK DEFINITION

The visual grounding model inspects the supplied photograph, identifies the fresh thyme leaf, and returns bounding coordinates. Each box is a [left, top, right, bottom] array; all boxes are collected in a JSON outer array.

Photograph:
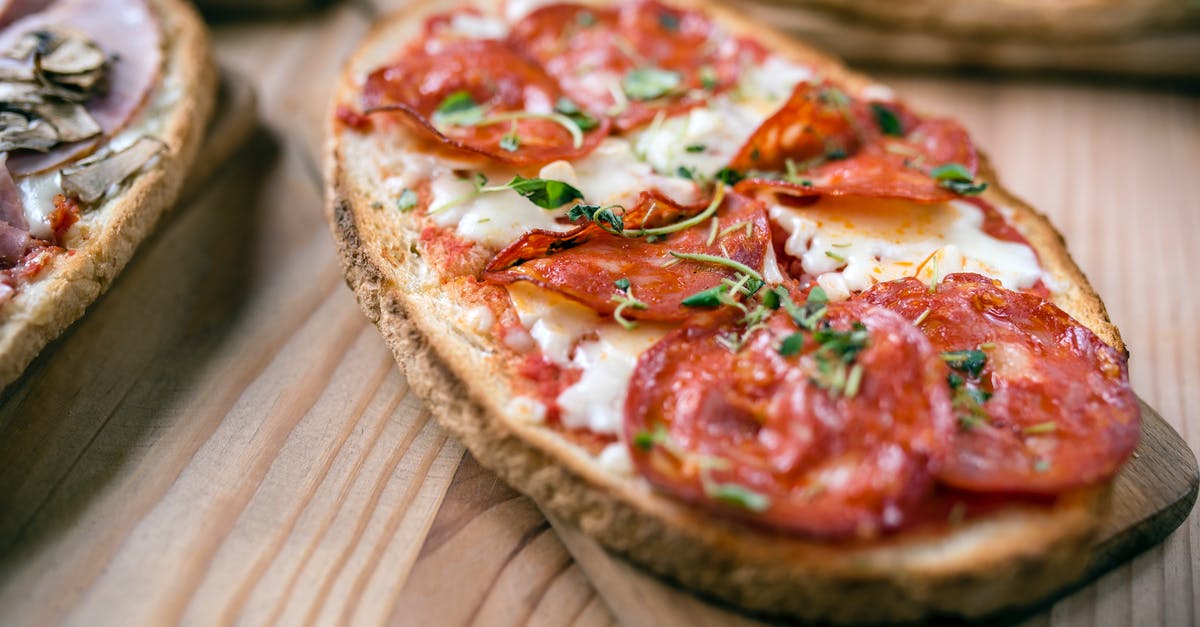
[[778, 332, 804, 356], [704, 482, 770, 512], [762, 286, 784, 310], [813, 322, 870, 363], [698, 65, 718, 90], [633, 425, 669, 450], [554, 97, 598, 131], [714, 167, 744, 186], [685, 144, 706, 153], [681, 285, 727, 308], [614, 277, 631, 290], [942, 178, 989, 195], [676, 165, 696, 180], [623, 67, 682, 101], [432, 90, 484, 126], [952, 384, 992, 430], [844, 363, 864, 398], [611, 287, 648, 330], [942, 349, 987, 379], [568, 204, 624, 233], [499, 132, 520, 152], [396, 188, 418, 212], [870, 102, 904, 137], [930, 162, 988, 196], [668, 251, 764, 283], [506, 175, 584, 209]]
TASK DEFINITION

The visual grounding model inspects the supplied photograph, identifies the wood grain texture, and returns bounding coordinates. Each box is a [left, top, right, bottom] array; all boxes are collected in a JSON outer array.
[[0, 3, 1196, 626]]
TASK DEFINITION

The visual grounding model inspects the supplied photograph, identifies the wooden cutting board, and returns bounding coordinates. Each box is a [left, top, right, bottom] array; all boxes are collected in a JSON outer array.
[[539, 400, 1198, 625], [2, 4, 1197, 624]]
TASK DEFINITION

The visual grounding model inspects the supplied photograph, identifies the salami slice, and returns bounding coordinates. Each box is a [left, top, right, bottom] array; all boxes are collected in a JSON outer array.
[[361, 39, 610, 166], [484, 189, 770, 322], [732, 83, 980, 203], [856, 273, 1140, 494], [508, 0, 755, 131], [625, 301, 953, 538]]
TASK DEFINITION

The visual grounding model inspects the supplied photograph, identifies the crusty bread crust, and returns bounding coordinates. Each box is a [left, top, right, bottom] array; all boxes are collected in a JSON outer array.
[[326, 0, 1124, 621], [0, 0, 217, 388]]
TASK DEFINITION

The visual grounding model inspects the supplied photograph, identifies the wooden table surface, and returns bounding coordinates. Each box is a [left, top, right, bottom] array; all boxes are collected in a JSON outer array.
[[1, 2, 1198, 626]]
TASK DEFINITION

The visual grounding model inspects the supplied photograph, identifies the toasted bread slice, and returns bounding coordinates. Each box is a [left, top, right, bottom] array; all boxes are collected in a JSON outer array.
[[326, 0, 1124, 622], [0, 0, 217, 388]]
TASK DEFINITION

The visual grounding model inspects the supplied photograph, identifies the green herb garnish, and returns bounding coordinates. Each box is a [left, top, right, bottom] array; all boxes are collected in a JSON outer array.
[[942, 349, 987, 379], [432, 90, 484, 126], [778, 332, 804, 356], [930, 162, 988, 196], [870, 102, 904, 137], [499, 130, 520, 152], [396, 188, 418, 212], [704, 482, 771, 512], [623, 67, 682, 101], [507, 175, 585, 209], [554, 97, 599, 131]]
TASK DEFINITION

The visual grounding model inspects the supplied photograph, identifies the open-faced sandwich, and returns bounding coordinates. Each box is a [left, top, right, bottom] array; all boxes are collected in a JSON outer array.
[[327, 0, 1140, 622], [0, 0, 216, 387]]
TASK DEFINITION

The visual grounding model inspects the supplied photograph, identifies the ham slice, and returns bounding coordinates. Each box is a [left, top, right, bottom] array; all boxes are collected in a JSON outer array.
[[0, 220, 33, 265], [1, 0, 163, 175], [0, 0, 52, 28]]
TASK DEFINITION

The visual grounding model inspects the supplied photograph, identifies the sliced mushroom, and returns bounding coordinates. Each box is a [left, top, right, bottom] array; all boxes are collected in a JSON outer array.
[[60, 137, 164, 203], [0, 64, 34, 82], [3, 29, 48, 61], [31, 101, 99, 142], [0, 79, 43, 104], [0, 112, 58, 152], [39, 33, 105, 76]]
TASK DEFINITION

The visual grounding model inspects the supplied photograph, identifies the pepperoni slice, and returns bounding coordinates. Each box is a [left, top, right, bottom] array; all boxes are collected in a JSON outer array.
[[856, 273, 1140, 494], [625, 302, 953, 538], [484, 190, 770, 322], [361, 39, 609, 166], [732, 83, 979, 203], [508, 1, 754, 131]]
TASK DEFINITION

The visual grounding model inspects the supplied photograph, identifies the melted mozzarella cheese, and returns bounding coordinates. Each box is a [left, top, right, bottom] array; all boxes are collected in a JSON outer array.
[[507, 282, 667, 435], [426, 167, 573, 249], [425, 139, 700, 249], [448, 12, 508, 39], [503, 0, 560, 21], [769, 197, 1046, 297], [632, 57, 813, 179], [17, 174, 63, 240], [543, 138, 701, 207], [633, 96, 762, 179]]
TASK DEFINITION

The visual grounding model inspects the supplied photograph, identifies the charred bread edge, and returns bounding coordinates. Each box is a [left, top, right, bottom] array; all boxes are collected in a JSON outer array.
[[326, 0, 1122, 622], [0, 0, 218, 387]]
